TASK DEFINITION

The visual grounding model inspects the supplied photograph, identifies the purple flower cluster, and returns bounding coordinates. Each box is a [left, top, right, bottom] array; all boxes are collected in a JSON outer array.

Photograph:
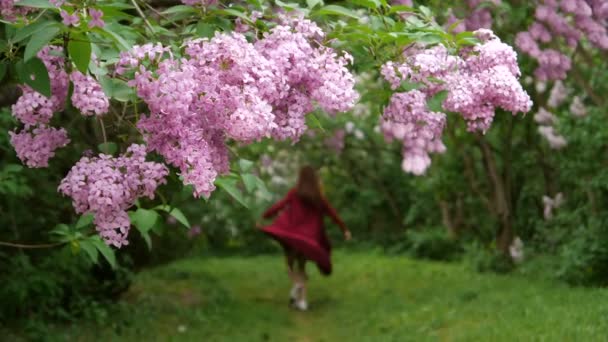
[[116, 16, 357, 197], [70, 71, 110, 116], [0, 0, 33, 21], [9, 126, 70, 168], [535, 107, 567, 149], [515, 0, 608, 81], [445, 30, 532, 132], [381, 29, 531, 174], [58, 144, 169, 247], [446, 0, 501, 33], [381, 90, 446, 175], [10, 46, 70, 167]]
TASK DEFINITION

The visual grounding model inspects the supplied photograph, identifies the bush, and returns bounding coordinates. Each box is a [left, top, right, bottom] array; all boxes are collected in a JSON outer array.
[[405, 228, 463, 261], [555, 222, 608, 286], [0, 247, 133, 324], [464, 241, 515, 274]]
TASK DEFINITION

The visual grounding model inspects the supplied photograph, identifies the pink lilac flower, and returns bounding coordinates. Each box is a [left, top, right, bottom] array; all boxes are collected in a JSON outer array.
[[188, 225, 202, 238], [569, 96, 587, 117], [543, 192, 564, 220], [381, 90, 446, 175], [515, 0, 608, 80], [88, 8, 105, 28], [1, 0, 33, 21], [58, 144, 169, 247], [534, 107, 557, 125], [115, 17, 357, 197], [9, 126, 70, 168], [380, 29, 530, 174], [11, 46, 69, 126], [70, 71, 110, 116], [60, 10, 79, 26], [538, 125, 567, 149], [50, 0, 65, 6], [547, 80, 568, 108]]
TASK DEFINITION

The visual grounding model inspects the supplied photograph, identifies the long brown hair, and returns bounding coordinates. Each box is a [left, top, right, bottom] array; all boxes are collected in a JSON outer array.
[[296, 166, 323, 208]]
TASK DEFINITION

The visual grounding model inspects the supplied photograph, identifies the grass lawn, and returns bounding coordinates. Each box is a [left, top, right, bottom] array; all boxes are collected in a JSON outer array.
[[39, 251, 608, 341]]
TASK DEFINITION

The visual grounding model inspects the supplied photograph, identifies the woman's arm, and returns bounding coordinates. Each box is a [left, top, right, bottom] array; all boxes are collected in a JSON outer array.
[[323, 198, 347, 232], [262, 190, 292, 218]]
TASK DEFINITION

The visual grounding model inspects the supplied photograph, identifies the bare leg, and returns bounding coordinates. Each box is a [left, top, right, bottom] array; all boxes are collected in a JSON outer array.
[[294, 255, 308, 310], [285, 249, 296, 282]]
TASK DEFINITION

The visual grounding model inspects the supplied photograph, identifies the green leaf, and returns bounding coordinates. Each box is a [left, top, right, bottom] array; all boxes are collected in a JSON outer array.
[[306, 113, 325, 132], [418, 5, 432, 18], [389, 5, 414, 13], [76, 213, 94, 229], [92, 236, 117, 269], [239, 159, 254, 172], [130, 208, 159, 232], [154, 205, 191, 228], [399, 80, 421, 92], [316, 5, 359, 19], [306, 0, 322, 9], [50, 223, 71, 237], [15, 0, 54, 8], [140, 231, 152, 250], [215, 177, 249, 208], [16, 57, 51, 97], [129, 208, 159, 250], [24, 25, 60, 62], [241, 173, 257, 193], [68, 34, 91, 74], [13, 20, 59, 43], [109, 78, 134, 102], [161, 5, 197, 15], [274, 0, 302, 10], [217, 9, 254, 24], [101, 26, 132, 50], [79, 240, 99, 264], [254, 176, 271, 197], [351, 0, 380, 9], [427, 90, 447, 112], [196, 22, 216, 38], [447, 19, 464, 33], [98, 142, 117, 155]]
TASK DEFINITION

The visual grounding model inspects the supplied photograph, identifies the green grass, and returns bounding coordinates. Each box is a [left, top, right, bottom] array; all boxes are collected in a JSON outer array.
[[44, 251, 608, 341]]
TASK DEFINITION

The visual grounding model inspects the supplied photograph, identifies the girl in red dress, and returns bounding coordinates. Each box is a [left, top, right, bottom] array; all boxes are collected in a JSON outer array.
[[259, 166, 351, 311]]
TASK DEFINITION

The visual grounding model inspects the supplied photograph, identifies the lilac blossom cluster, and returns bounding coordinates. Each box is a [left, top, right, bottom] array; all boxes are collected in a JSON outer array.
[[10, 46, 111, 167], [380, 29, 532, 174], [52, 1, 105, 28], [446, 0, 502, 34], [116, 16, 358, 197], [380, 90, 446, 175], [0, 0, 33, 21], [70, 71, 110, 116], [10, 46, 70, 167], [515, 0, 608, 81], [535, 107, 567, 149], [58, 145, 169, 247]]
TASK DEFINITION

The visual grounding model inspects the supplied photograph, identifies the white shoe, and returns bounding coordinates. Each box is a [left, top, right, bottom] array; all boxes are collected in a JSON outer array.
[[290, 284, 301, 300], [294, 299, 308, 311]]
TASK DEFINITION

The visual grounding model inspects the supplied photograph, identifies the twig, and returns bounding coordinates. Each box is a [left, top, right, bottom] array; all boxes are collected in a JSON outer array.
[[0, 240, 65, 249], [131, 0, 158, 38], [98, 116, 108, 145]]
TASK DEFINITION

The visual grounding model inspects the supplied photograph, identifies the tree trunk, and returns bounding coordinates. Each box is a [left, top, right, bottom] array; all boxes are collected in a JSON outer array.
[[477, 136, 513, 255]]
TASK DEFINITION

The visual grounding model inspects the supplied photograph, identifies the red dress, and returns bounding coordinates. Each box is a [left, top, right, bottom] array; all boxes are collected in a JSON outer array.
[[261, 189, 346, 276]]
